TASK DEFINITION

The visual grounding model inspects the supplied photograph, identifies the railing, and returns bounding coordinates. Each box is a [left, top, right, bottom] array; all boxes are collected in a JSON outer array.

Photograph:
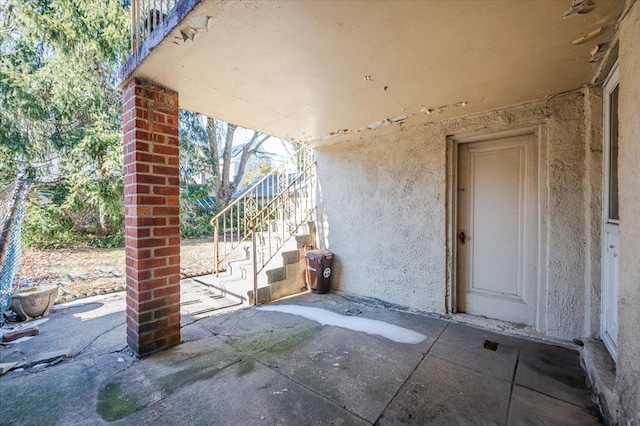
[[131, 0, 177, 51], [210, 147, 316, 304]]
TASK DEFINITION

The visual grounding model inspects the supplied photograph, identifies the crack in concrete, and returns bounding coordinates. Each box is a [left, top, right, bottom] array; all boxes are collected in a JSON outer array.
[[373, 322, 450, 424], [74, 321, 126, 359]]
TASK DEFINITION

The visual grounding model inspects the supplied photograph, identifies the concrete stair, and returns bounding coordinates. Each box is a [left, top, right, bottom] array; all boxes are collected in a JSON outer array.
[[251, 230, 315, 304], [192, 221, 316, 307]]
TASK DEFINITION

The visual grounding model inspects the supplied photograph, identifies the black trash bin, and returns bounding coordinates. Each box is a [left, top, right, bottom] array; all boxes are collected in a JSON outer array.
[[305, 249, 334, 294]]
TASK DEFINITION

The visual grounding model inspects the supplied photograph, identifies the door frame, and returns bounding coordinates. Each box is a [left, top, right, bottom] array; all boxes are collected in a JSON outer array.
[[601, 60, 619, 361], [446, 126, 546, 330]]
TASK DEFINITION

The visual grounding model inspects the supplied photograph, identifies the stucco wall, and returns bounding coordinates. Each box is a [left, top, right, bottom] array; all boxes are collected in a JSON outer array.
[[583, 87, 603, 339], [316, 92, 595, 340], [616, 1, 640, 421]]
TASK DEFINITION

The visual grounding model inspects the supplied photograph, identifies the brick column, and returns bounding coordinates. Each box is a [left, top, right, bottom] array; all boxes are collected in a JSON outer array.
[[122, 78, 180, 357]]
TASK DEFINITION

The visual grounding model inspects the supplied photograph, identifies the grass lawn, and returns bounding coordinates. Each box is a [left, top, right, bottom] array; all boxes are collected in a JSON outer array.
[[16, 237, 220, 300]]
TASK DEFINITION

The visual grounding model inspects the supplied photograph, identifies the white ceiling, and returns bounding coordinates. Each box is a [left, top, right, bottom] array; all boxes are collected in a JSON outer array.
[[129, 0, 623, 144]]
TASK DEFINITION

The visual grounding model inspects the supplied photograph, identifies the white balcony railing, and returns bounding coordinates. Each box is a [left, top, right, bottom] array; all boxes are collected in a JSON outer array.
[[131, 0, 177, 51]]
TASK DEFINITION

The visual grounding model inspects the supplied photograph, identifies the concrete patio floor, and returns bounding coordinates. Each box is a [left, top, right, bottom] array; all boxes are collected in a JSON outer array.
[[0, 286, 601, 425]]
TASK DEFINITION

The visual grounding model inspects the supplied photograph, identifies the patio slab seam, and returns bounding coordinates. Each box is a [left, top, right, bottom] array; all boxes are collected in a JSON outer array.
[[513, 383, 598, 410], [246, 353, 374, 424], [427, 352, 515, 385], [505, 347, 521, 424]]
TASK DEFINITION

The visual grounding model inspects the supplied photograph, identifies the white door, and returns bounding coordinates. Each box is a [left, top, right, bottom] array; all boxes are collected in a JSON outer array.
[[601, 63, 619, 361], [456, 134, 537, 325]]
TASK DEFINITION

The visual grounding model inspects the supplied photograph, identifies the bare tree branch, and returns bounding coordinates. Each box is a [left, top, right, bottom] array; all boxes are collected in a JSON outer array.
[[231, 133, 271, 194]]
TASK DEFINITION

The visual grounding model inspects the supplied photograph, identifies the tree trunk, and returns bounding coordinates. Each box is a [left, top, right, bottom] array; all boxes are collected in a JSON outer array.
[[206, 117, 221, 194], [219, 123, 237, 203]]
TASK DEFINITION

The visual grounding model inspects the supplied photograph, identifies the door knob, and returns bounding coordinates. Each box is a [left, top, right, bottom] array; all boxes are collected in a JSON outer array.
[[458, 232, 466, 244]]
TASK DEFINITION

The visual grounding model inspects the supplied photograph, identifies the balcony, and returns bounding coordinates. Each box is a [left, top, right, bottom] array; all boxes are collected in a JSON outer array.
[[130, 0, 177, 51]]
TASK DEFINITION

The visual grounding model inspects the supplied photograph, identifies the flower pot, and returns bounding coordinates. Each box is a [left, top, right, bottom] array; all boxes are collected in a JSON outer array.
[[10, 285, 59, 321]]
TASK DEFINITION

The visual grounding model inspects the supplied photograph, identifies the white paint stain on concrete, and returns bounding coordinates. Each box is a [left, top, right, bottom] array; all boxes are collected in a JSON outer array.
[[257, 305, 427, 344]]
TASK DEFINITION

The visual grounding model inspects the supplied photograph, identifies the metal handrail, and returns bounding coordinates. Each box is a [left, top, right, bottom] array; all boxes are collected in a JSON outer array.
[[210, 147, 315, 290], [131, 0, 177, 51], [251, 162, 316, 273], [249, 164, 316, 305]]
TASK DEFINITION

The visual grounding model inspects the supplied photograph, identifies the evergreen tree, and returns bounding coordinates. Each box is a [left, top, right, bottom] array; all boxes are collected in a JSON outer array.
[[0, 0, 128, 247]]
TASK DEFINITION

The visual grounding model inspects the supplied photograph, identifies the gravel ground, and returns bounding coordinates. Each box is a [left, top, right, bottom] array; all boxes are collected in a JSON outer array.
[[14, 237, 229, 302]]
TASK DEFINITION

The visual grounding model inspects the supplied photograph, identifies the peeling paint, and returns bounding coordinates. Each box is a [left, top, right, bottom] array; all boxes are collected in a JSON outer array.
[[562, 0, 595, 19], [190, 15, 210, 30], [589, 43, 604, 63], [367, 119, 390, 130], [421, 107, 433, 115], [180, 28, 196, 41], [572, 27, 603, 45], [389, 115, 408, 123], [455, 101, 468, 107]]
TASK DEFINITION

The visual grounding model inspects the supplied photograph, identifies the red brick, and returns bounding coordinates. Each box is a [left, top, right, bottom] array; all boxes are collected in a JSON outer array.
[[154, 323, 180, 340], [153, 265, 180, 279], [134, 238, 170, 249], [153, 246, 179, 257], [127, 310, 153, 325], [124, 184, 151, 195], [154, 304, 180, 320], [138, 297, 169, 313], [124, 206, 152, 217], [141, 337, 172, 354], [137, 331, 154, 345], [130, 289, 154, 303], [149, 122, 177, 136], [152, 144, 179, 156], [125, 217, 166, 227], [137, 195, 167, 205], [134, 174, 167, 185], [153, 206, 179, 216], [135, 257, 168, 271], [152, 165, 178, 177], [134, 278, 169, 293], [153, 284, 180, 298], [166, 115, 178, 126], [125, 229, 151, 241], [138, 318, 169, 334], [126, 267, 152, 282], [123, 78, 180, 357], [168, 313, 181, 325], [152, 186, 180, 196], [152, 226, 179, 237]]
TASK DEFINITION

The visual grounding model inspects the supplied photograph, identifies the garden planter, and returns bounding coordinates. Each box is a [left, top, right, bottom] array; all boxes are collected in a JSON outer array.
[[10, 285, 59, 321]]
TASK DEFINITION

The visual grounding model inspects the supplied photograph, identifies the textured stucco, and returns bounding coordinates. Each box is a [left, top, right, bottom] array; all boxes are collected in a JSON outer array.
[[316, 92, 594, 340], [583, 86, 603, 339], [616, 1, 640, 421], [316, 128, 446, 313], [544, 94, 588, 338]]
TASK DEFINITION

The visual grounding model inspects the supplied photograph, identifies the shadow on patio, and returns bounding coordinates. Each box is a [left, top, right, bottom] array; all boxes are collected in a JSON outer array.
[[0, 287, 600, 425]]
